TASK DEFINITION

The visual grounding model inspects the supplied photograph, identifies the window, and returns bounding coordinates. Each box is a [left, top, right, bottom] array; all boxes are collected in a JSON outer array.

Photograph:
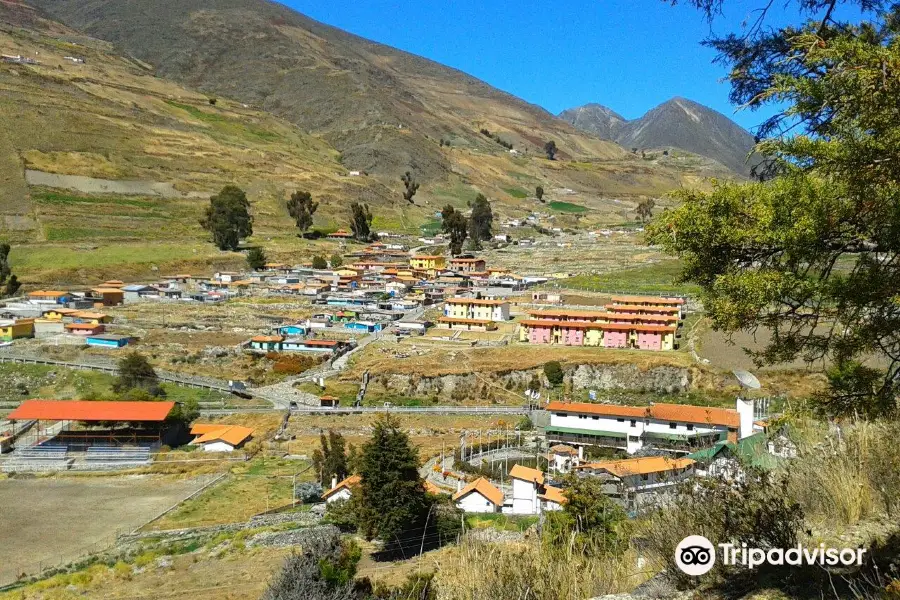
[[669, 422, 677, 429], [592, 416, 599, 420], [616, 418, 625, 422], [641, 474, 649, 481], [630, 420, 637, 427], [687, 424, 694, 431], [555, 413, 565, 418]]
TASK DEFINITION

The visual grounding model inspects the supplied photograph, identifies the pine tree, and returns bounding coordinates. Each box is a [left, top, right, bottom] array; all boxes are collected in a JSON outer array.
[[312, 430, 349, 485], [468, 194, 493, 244], [357, 414, 427, 542], [286, 190, 318, 235], [246, 247, 267, 270], [348, 202, 373, 242], [200, 185, 253, 251]]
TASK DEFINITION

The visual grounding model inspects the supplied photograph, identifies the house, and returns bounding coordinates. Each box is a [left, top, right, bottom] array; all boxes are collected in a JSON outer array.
[[537, 485, 567, 512], [190, 424, 254, 452], [71, 311, 112, 325], [444, 298, 510, 321], [317, 395, 340, 408], [396, 321, 429, 335], [86, 334, 131, 348], [324, 474, 361, 503], [276, 324, 308, 336], [509, 464, 544, 515], [518, 318, 677, 350], [531, 291, 562, 305], [27, 290, 71, 305], [549, 444, 579, 473], [249, 335, 284, 352], [42, 307, 80, 320], [344, 321, 383, 333], [33, 319, 66, 338], [545, 399, 755, 455], [611, 295, 686, 318], [121, 285, 159, 303], [409, 255, 447, 275], [576, 456, 696, 501], [327, 230, 354, 240], [453, 477, 504, 513], [0, 319, 34, 341], [285, 339, 347, 354], [65, 322, 105, 336], [436, 317, 497, 332], [90, 288, 124, 307], [688, 432, 781, 480], [448, 258, 486, 273]]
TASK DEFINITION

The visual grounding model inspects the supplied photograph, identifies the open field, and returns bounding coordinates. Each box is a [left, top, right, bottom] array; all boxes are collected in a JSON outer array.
[[552, 259, 699, 295], [0, 475, 212, 585]]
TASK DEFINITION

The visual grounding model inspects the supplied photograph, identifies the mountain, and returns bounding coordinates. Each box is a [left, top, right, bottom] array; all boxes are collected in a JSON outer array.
[[558, 104, 626, 141], [560, 98, 758, 175]]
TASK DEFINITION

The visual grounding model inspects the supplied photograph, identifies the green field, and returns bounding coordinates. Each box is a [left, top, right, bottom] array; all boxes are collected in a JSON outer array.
[[502, 187, 528, 199], [554, 260, 699, 295], [548, 201, 588, 213]]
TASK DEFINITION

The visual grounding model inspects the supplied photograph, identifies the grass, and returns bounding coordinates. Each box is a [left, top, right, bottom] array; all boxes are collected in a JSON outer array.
[[502, 187, 529, 199], [548, 201, 588, 213], [464, 513, 538, 532], [554, 260, 699, 295]]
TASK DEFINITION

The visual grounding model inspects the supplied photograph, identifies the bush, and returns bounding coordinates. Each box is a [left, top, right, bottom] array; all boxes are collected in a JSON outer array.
[[263, 531, 365, 600], [295, 481, 323, 504], [543, 361, 564, 386], [312, 255, 328, 269]]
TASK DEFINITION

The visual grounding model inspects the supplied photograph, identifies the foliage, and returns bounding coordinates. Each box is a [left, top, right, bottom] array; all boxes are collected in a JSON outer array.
[[468, 194, 494, 244], [635, 198, 655, 223], [330, 254, 343, 268], [543, 475, 626, 556], [263, 531, 366, 600], [543, 361, 564, 386], [479, 128, 513, 150], [544, 140, 557, 160], [112, 352, 165, 398], [200, 185, 253, 251], [372, 572, 436, 600], [246, 247, 267, 270], [535, 185, 544, 202], [0, 243, 20, 297], [348, 202, 374, 241], [356, 414, 428, 541], [441, 205, 468, 256], [402, 172, 420, 204], [311, 430, 349, 485], [324, 497, 360, 533], [295, 481, 323, 503], [286, 190, 318, 234], [312, 255, 328, 269], [167, 397, 199, 425], [648, 1, 900, 416]]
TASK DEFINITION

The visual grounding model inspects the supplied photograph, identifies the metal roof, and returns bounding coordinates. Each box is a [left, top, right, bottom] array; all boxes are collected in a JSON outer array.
[[8, 400, 175, 422]]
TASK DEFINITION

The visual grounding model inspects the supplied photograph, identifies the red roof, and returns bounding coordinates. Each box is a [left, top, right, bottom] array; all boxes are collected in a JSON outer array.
[[8, 400, 176, 422]]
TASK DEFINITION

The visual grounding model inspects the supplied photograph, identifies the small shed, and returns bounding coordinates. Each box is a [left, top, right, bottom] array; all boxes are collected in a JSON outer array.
[[86, 334, 131, 348], [319, 395, 340, 408], [190, 424, 254, 452]]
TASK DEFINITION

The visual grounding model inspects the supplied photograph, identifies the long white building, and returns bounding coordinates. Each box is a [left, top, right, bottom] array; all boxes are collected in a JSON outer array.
[[545, 398, 755, 455]]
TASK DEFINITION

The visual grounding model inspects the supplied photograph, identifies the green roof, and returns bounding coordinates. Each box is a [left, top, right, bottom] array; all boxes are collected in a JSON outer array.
[[545, 426, 627, 439], [687, 433, 781, 471]]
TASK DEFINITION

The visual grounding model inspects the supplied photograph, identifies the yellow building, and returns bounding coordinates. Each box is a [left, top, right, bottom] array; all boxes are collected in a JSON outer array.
[[0, 319, 35, 341], [409, 255, 446, 275], [444, 298, 510, 321]]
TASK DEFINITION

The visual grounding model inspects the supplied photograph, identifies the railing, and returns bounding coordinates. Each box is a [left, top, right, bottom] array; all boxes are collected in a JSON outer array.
[[289, 405, 531, 415]]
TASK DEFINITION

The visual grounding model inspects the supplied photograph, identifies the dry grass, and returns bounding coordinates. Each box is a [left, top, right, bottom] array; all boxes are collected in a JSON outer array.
[[433, 538, 647, 600]]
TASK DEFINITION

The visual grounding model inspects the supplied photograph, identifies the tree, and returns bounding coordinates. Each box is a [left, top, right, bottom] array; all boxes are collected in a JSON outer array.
[[356, 414, 427, 542], [312, 255, 328, 270], [200, 185, 253, 251], [113, 352, 165, 398], [246, 247, 267, 270], [535, 186, 545, 202], [0, 243, 20, 297], [468, 194, 493, 245], [647, 1, 900, 417], [543, 361, 564, 386], [544, 474, 625, 555], [312, 430, 349, 485], [286, 190, 318, 236], [263, 531, 365, 600], [440, 205, 468, 256], [401, 171, 420, 204], [330, 254, 343, 268], [348, 202, 373, 242], [635, 198, 655, 223], [544, 140, 557, 160]]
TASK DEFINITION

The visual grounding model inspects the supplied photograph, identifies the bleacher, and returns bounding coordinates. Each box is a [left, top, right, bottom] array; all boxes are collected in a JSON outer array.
[[79, 446, 152, 469], [1, 444, 73, 472]]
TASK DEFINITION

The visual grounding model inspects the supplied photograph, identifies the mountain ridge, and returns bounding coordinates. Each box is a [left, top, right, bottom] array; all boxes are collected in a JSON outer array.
[[560, 97, 758, 175]]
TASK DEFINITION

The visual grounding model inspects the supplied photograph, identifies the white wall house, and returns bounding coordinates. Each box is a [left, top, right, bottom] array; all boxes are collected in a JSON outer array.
[[509, 465, 543, 515], [453, 477, 503, 513], [577, 456, 696, 500], [549, 444, 579, 474], [189, 424, 254, 453], [323, 475, 361, 504], [545, 399, 754, 456]]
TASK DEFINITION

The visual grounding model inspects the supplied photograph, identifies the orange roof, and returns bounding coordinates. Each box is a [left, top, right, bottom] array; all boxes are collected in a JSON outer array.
[[65, 323, 103, 330], [606, 313, 679, 323], [606, 304, 681, 314], [323, 474, 362, 499], [537, 485, 567, 505], [92, 287, 124, 294], [250, 335, 284, 343], [452, 477, 504, 506], [8, 400, 175, 422], [509, 464, 545, 486], [446, 298, 507, 306], [319, 395, 339, 401], [549, 444, 578, 455], [28, 290, 69, 297], [612, 296, 685, 306], [424, 480, 446, 495], [438, 317, 494, 325], [302, 340, 340, 347], [193, 425, 254, 446], [579, 456, 695, 477], [190, 423, 225, 435], [411, 255, 444, 260], [528, 309, 609, 319], [72, 311, 108, 320], [44, 308, 79, 315], [546, 401, 739, 427]]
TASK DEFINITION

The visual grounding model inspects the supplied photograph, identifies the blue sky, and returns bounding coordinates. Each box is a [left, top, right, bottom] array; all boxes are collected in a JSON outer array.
[[276, 0, 818, 133]]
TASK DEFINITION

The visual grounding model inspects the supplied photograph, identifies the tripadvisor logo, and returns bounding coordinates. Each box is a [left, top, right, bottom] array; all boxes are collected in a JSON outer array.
[[675, 536, 867, 576]]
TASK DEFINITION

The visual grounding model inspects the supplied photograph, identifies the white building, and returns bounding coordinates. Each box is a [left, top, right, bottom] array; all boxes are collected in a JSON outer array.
[[549, 444, 579, 474], [189, 424, 253, 453], [453, 477, 503, 513], [576, 456, 696, 502], [545, 399, 755, 456], [537, 485, 566, 512], [509, 464, 544, 515], [323, 475, 361, 504]]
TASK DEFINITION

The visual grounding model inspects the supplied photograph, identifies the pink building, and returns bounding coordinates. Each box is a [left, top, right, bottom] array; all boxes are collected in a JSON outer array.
[[602, 325, 629, 348]]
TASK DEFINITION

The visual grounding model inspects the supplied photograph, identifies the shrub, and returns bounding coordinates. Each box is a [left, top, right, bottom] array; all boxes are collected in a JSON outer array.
[[295, 481, 323, 504], [312, 255, 328, 269], [543, 361, 564, 386], [263, 531, 365, 600]]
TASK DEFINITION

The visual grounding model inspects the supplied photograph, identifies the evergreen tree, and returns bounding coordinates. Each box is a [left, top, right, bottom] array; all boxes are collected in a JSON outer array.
[[312, 255, 328, 270], [468, 194, 493, 244], [544, 140, 557, 160], [543, 361, 564, 386], [649, 0, 900, 417], [113, 352, 165, 398], [544, 474, 625, 555], [312, 430, 349, 485], [200, 185, 253, 251], [286, 190, 318, 235], [535, 186, 545, 202], [401, 171, 420, 204], [357, 414, 427, 542], [246, 247, 267, 270], [348, 202, 373, 241], [0, 243, 20, 297], [330, 254, 344, 268], [440, 205, 468, 256]]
